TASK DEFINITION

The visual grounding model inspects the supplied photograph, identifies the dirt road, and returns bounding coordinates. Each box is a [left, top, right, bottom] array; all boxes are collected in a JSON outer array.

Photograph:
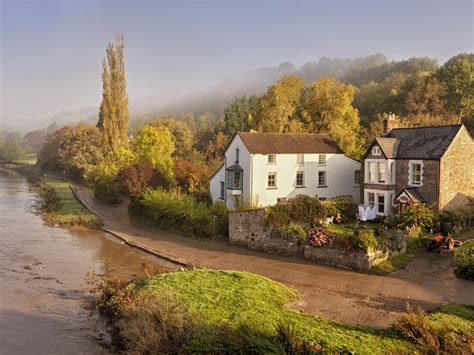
[[73, 185, 474, 328]]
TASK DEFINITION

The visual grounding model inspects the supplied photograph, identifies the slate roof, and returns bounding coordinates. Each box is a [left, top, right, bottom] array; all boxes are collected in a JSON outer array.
[[237, 132, 344, 154], [395, 188, 426, 203], [375, 137, 399, 158], [385, 125, 463, 160]]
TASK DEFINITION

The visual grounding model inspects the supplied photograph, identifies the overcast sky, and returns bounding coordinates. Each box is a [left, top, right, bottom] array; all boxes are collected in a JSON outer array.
[[1, 0, 473, 122]]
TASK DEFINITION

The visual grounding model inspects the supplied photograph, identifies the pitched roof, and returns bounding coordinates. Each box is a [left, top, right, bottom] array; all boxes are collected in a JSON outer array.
[[385, 125, 463, 160], [395, 188, 426, 203], [375, 137, 399, 158], [237, 132, 344, 154]]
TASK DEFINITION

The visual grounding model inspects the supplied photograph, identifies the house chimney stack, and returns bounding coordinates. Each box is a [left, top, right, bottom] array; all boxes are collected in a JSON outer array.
[[383, 114, 399, 135]]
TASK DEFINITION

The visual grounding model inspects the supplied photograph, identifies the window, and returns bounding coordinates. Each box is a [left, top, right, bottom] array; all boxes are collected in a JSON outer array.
[[297, 154, 304, 165], [296, 172, 304, 187], [368, 162, 376, 182], [354, 170, 361, 185], [368, 192, 375, 206], [377, 194, 385, 214], [235, 148, 239, 163], [372, 146, 381, 155], [219, 181, 225, 199], [378, 162, 386, 183], [226, 170, 242, 189], [267, 173, 276, 188], [318, 154, 326, 165], [318, 171, 327, 187], [267, 154, 276, 164], [411, 163, 422, 185]]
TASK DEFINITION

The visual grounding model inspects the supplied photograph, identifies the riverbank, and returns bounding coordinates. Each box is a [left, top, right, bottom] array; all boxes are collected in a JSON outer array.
[[73, 183, 474, 328], [95, 268, 473, 354]]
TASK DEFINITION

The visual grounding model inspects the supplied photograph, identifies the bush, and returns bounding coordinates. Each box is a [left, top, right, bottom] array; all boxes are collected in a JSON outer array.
[[276, 224, 307, 245], [398, 203, 435, 229], [209, 201, 229, 236], [440, 205, 474, 225], [38, 182, 61, 212], [265, 195, 326, 228], [119, 163, 173, 198], [129, 188, 215, 238], [327, 195, 357, 221], [453, 239, 474, 280], [357, 228, 378, 251], [384, 214, 400, 229]]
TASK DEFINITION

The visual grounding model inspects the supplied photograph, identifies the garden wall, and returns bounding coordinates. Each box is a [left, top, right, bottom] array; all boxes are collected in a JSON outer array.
[[229, 210, 407, 271]]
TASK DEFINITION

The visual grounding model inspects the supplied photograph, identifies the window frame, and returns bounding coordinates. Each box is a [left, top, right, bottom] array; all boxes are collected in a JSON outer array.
[[317, 171, 327, 187], [297, 154, 305, 165], [267, 154, 276, 164], [219, 181, 225, 199], [296, 171, 305, 187], [378, 162, 386, 183], [408, 160, 423, 187], [377, 194, 385, 214], [235, 148, 239, 163], [226, 170, 242, 190], [368, 192, 375, 206], [372, 146, 381, 155], [354, 170, 361, 185], [267, 172, 277, 189], [368, 162, 376, 182], [318, 154, 326, 166]]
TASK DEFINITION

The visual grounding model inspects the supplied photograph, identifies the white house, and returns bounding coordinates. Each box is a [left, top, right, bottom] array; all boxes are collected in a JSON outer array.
[[209, 131, 361, 209]]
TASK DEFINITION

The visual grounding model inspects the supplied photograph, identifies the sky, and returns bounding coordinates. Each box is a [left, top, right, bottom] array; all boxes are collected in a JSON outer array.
[[1, 0, 473, 124]]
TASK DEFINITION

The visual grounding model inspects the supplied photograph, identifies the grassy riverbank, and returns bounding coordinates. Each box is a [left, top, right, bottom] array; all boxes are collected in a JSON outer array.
[[94, 269, 473, 353], [39, 178, 102, 228]]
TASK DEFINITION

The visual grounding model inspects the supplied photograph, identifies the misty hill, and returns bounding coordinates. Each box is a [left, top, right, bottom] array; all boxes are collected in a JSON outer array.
[[12, 53, 440, 133]]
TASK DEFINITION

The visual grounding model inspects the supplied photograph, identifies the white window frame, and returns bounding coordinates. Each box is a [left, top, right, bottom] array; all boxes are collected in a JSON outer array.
[[372, 146, 381, 155], [408, 160, 423, 187], [296, 171, 305, 187], [297, 154, 304, 165], [367, 192, 375, 206], [377, 194, 385, 214], [267, 154, 276, 164], [318, 154, 326, 166], [318, 171, 327, 187], [267, 172, 277, 188], [368, 162, 377, 182], [378, 162, 386, 183]]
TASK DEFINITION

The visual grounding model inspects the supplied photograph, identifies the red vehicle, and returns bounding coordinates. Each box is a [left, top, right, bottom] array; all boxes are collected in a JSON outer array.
[[427, 234, 462, 253]]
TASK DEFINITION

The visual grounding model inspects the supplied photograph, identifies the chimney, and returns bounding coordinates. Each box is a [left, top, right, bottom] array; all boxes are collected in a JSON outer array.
[[383, 114, 399, 135]]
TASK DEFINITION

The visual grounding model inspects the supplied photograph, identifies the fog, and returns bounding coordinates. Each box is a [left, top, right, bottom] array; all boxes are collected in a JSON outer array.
[[1, 0, 472, 132]]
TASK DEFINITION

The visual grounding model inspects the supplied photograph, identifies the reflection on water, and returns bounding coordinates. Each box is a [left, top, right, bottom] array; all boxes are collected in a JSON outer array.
[[0, 169, 174, 354]]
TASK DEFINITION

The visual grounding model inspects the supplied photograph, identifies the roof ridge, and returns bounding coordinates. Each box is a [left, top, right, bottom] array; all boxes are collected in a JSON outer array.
[[238, 131, 330, 136], [390, 124, 463, 131]]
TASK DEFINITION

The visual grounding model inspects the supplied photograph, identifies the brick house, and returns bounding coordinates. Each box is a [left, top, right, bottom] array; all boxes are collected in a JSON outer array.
[[362, 118, 474, 216]]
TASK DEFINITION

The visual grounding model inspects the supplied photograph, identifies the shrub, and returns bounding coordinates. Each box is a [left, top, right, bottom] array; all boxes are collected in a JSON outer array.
[[328, 195, 358, 220], [209, 201, 229, 236], [119, 162, 174, 198], [398, 203, 435, 229], [129, 188, 215, 238], [453, 239, 474, 280], [321, 200, 339, 217], [440, 205, 474, 225], [277, 224, 307, 245], [38, 182, 61, 212], [357, 228, 378, 251], [265, 195, 327, 228], [384, 214, 400, 229]]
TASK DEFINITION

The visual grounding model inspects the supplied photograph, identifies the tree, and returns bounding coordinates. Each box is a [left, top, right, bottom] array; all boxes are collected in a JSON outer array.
[[119, 163, 173, 197], [222, 95, 260, 136], [37, 124, 105, 179], [150, 118, 194, 157], [173, 158, 210, 194], [436, 53, 474, 121], [97, 35, 129, 153], [0, 132, 25, 162], [205, 131, 229, 162], [133, 125, 175, 181], [254, 75, 305, 132], [300, 77, 362, 157]]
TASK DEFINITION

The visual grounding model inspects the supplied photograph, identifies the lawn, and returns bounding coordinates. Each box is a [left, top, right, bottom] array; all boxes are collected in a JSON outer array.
[[106, 269, 472, 353], [40, 177, 101, 228]]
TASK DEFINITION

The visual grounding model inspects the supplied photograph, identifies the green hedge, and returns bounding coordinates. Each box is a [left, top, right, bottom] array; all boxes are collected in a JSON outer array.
[[454, 239, 474, 280], [129, 188, 215, 238], [276, 224, 307, 246]]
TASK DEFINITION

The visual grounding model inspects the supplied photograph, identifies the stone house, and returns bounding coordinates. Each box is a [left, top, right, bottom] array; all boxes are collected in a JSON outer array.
[[362, 117, 474, 216], [209, 131, 361, 209]]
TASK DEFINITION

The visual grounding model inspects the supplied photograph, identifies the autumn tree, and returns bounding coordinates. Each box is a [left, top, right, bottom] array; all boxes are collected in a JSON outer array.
[[254, 75, 305, 132], [97, 35, 129, 153], [173, 158, 210, 194], [150, 118, 194, 157], [133, 125, 175, 183], [300, 77, 362, 157]]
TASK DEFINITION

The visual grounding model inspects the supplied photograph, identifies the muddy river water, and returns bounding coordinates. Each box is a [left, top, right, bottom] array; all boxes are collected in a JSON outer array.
[[0, 169, 175, 354]]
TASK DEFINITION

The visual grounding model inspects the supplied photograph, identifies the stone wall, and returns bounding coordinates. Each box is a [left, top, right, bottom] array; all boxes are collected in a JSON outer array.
[[395, 159, 440, 209], [229, 210, 407, 271], [439, 127, 474, 210]]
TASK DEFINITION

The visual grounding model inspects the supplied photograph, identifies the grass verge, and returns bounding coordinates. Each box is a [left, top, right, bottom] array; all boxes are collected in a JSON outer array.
[[40, 178, 102, 228], [91, 268, 474, 354]]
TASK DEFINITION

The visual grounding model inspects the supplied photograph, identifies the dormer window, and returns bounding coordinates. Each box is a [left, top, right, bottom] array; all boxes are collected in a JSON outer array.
[[235, 148, 239, 163], [372, 146, 381, 155]]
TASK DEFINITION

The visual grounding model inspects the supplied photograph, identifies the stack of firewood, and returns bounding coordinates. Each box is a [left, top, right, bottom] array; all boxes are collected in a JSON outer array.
[[306, 227, 335, 247]]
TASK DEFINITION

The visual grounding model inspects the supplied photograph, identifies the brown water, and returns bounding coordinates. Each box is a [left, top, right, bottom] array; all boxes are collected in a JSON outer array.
[[0, 169, 175, 354]]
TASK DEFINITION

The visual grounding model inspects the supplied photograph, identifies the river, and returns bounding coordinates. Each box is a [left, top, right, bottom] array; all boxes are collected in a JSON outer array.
[[0, 169, 175, 354]]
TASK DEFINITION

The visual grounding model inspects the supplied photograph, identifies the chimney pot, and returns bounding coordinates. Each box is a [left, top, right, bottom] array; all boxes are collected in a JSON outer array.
[[383, 114, 399, 135]]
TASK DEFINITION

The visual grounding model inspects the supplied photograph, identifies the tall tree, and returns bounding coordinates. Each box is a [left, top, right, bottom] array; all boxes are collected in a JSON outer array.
[[97, 35, 129, 153], [222, 95, 261, 136]]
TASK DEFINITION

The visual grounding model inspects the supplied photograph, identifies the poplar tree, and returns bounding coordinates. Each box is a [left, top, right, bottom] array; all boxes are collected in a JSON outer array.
[[97, 35, 129, 153]]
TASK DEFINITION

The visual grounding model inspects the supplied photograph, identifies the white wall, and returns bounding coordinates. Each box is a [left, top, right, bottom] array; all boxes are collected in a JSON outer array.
[[209, 165, 225, 202], [250, 153, 360, 207]]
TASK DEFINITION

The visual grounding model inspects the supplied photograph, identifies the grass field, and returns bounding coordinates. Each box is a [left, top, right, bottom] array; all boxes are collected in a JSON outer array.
[[103, 269, 473, 353], [40, 178, 101, 228]]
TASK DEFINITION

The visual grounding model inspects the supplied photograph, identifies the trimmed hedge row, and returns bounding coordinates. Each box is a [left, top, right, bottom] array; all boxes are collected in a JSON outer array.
[[129, 188, 215, 238]]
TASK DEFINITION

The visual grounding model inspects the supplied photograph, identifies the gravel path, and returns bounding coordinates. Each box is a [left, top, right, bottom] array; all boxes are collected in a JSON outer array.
[[73, 185, 474, 328]]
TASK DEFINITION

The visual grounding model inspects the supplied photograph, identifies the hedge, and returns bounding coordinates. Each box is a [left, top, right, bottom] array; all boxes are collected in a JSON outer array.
[[453, 239, 474, 280]]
